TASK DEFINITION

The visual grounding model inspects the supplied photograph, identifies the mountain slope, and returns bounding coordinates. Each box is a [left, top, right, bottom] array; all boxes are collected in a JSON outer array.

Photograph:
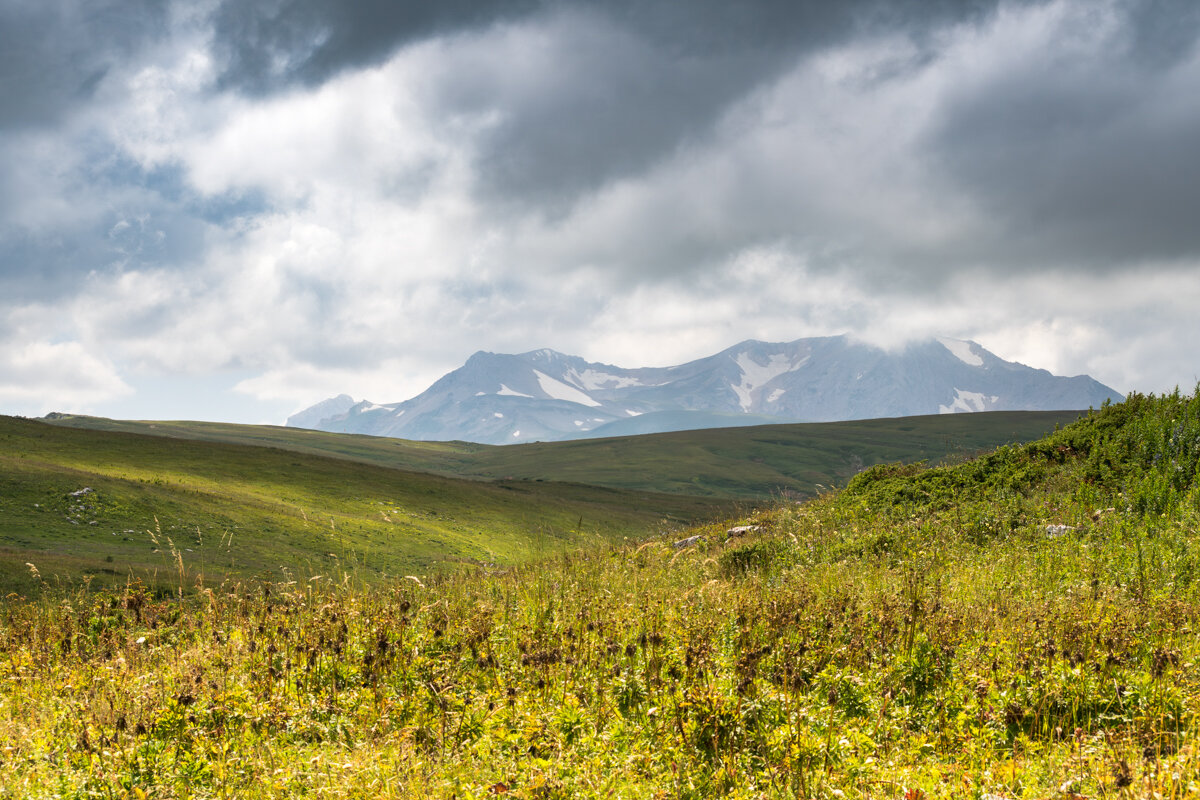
[[290, 335, 1122, 443]]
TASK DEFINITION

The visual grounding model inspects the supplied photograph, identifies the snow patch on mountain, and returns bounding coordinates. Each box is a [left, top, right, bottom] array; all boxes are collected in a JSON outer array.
[[938, 389, 998, 414], [497, 384, 532, 398], [534, 370, 601, 407], [732, 352, 801, 411], [570, 368, 644, 391], [939, 338, 984, 367]]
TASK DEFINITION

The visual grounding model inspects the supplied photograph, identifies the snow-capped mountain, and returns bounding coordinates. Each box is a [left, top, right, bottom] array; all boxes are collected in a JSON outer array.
[[287, 336, 1123, 444]]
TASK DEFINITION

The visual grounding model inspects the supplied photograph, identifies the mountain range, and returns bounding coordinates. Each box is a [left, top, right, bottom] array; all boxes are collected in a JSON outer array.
[[287, 335, 1123, 444]]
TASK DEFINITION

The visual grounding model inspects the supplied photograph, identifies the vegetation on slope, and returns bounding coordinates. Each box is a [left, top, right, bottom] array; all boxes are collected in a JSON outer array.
[[43, 410, 1083, 500], [0, 416, 729, 594], [2, 391, 1199, 798]]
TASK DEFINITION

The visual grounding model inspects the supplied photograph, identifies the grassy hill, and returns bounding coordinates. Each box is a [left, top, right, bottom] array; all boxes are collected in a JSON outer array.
[[42, 409, 1084, 499], [5, 409, 1078, 594], [0, 415, 729, 594], [3, 392, 1199, 797]]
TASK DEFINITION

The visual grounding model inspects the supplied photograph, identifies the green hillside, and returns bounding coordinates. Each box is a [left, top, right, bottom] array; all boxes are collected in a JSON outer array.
[[43, 409, 1083, 499], [4, 392, 1200, 798], [0, 416, 729, 594], [4, 409, 1078, 594], [453, 410, 1085, 497]]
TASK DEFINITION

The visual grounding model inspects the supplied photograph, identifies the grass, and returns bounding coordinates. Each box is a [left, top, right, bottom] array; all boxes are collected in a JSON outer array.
[[42, 410, 1083, 500], [3, 392, 1199, 797], [0, 415, 730, 595]]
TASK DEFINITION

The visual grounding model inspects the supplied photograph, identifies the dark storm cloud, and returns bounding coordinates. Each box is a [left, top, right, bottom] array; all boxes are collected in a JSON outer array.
[[459, 0, 1015, 211], [210, 0, 1015, 210], [922, 0, 1200, 273], [5, 0, 1197, 291], [0, 0, 182, 302], [0, 0, 167, 131], [210, 0, 1007, 93], [209, 0, 546, 94], [1123, 0, 1200, 68]]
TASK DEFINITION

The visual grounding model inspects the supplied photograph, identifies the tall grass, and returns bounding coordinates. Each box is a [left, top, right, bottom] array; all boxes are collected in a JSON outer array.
[[2, 390, 1200, 798]]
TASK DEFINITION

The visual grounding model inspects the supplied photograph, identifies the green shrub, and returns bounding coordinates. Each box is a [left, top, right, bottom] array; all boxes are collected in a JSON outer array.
[[717, 538, 796, 576]]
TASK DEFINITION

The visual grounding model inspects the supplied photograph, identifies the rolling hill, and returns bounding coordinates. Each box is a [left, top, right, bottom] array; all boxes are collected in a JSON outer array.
[[0, 415, 728, 593], [4, 391, 1199, 798], [42, 409, 1085, 499], [11, 408, 1085, 592]]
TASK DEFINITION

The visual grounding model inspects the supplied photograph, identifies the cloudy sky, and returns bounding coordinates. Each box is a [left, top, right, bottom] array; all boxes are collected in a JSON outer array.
[[2, 0, 1198, 424]]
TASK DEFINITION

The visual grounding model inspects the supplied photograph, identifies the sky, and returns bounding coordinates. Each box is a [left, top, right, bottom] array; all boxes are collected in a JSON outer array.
[[2, 0, 1198, 424]]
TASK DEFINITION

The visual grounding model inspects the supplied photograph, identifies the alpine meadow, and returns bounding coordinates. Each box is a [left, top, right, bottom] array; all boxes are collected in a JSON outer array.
[[2, 391, 1200, 798], [5, 0, 1200, 797]]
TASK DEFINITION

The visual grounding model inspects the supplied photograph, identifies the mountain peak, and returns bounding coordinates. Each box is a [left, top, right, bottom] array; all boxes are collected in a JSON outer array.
[[285, 393, 358, 430], [287, 336, 1123, 444], [519, 347, 572, 363], [936, 337, 986, 367]]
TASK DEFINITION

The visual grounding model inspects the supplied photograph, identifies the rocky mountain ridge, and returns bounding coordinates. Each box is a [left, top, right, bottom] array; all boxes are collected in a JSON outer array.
[[287, 335, 1123, 444]]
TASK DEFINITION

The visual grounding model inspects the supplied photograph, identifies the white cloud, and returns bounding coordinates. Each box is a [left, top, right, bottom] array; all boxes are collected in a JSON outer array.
[[0, 339, 131, 416]]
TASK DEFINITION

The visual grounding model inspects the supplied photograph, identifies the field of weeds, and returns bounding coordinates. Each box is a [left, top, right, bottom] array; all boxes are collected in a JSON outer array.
[[3, 391, 1200, 798]]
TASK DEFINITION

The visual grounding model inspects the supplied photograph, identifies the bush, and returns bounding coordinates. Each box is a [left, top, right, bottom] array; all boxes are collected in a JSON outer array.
[[717, 538, 796, 576]]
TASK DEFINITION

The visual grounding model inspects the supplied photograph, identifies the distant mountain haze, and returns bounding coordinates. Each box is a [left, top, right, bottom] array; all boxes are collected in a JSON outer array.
[[283, 393, 357, 430], [287, 335, 1123, 444]]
